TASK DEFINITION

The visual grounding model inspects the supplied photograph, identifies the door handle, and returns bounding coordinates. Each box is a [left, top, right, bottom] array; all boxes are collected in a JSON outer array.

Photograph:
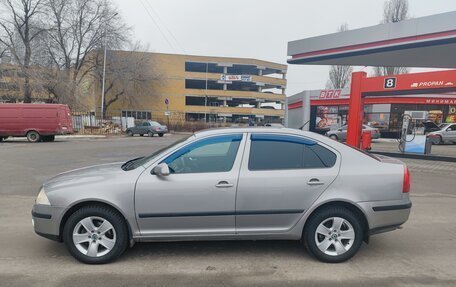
[[215, 181, 234, 188], [307, 178, 325, 186]]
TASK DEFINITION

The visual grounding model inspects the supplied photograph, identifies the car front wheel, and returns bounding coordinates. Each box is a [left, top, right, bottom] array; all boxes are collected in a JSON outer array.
[[158, 133, 164, 137], [304, 207, 363, 263], [63, 205, 129, 264]]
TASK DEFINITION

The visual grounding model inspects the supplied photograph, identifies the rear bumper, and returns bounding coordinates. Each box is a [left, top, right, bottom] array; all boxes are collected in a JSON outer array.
[[358, 198, 412, 234]]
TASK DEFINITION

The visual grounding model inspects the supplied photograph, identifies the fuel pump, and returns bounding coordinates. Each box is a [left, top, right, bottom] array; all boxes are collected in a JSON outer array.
[[398, 111, 432, 154]]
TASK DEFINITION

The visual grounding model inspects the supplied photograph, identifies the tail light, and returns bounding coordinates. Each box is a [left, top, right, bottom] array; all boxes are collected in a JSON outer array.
[[155, 127, 160, 131], [403, 166, 410, 193]]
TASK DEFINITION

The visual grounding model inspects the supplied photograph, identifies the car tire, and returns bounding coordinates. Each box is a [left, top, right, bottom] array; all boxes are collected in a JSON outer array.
[[436, 135, 443, 145], [126, 130, 133, 137], [148, 131, 154, 137], [26, 131, 41, 143], [329, 134, 338, 141], [63, 205, 129, 264], [139, 134, 144, 137], [158, 133, 164, 137], [304, 207, 364, 263]]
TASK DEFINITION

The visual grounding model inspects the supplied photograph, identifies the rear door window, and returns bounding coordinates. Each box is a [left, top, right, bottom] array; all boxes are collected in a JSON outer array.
[[248, 134, 337, 171]]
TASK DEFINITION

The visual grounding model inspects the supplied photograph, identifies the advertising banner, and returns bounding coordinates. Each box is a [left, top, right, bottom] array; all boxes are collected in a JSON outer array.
[[220, 74, 252, 82]]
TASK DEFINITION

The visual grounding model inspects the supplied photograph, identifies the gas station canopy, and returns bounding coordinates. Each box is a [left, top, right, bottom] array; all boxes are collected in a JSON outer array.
[[287, 11, 456, 68]]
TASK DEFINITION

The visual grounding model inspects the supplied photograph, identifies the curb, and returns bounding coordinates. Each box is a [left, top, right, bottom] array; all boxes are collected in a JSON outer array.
[[56, 135, 106, 139], [370, 151, 456, 163]]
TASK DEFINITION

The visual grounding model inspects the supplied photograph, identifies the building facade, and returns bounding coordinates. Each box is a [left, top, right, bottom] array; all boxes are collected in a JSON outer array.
[[98, 51, 287, 124]]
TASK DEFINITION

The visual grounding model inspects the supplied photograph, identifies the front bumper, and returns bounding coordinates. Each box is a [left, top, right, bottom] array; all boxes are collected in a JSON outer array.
[[31, 204, 65, 242], [358, 198, 412, 235]]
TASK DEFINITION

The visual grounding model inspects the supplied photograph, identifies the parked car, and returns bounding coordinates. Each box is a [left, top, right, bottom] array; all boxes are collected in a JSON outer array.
[[326, 124, 380, 141], [427, 123, 456, 144], [32, 128, 411, 264], [0, 104, 73, 143], [126, 121, 168, 137]]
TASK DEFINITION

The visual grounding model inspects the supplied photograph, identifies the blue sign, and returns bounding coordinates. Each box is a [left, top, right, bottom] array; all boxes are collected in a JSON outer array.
[[165, 98, 169, 105]]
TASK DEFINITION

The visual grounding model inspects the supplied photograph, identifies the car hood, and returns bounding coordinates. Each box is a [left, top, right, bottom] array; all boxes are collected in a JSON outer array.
[[43, 162, 128, 191]]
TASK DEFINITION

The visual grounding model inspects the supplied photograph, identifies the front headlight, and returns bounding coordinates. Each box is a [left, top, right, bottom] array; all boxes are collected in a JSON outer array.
[[36, 187, 51, 205]]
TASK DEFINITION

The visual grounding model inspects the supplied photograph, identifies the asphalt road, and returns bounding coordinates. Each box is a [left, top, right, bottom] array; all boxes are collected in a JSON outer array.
[[1, 135, 456, 287]]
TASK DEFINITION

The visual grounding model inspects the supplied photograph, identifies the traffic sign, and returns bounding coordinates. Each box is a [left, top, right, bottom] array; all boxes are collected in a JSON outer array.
[[164, 98, 169, 105]]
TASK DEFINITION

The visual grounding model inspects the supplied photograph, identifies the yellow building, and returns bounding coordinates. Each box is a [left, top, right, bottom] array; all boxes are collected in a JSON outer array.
[[98, 51, 287, 124]]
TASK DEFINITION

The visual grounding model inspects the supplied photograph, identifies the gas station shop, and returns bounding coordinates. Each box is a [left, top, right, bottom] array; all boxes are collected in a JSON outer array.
[[287, 88, 456, 138]]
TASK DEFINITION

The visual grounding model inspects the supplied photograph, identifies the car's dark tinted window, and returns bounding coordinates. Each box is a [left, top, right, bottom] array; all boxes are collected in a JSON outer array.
[[163, 134, 242, 174], [248, 134, 336, 171]]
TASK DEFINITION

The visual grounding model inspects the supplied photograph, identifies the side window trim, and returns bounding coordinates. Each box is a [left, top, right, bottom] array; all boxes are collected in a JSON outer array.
[[248, 133, 337, 171], [161, 134, 243, 173]]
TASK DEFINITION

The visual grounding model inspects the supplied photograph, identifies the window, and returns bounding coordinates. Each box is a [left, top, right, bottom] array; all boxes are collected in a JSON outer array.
[[448, 124, 456, 131], [185, 62, 224, 73], [142, 122, 151, 126], [248, 134, 336, 171], [163, 134, 242, 174], [122, 110, 151, 120], [185, 79, 224, 90]]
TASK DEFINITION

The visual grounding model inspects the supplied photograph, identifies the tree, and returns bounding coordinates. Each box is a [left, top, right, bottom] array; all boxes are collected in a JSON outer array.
[[373, 0, 410, 76], [326, 24, 353, 89], [0, 0, 47, 102], [43, 0, 130, 104], [90, 46, 160, 118]]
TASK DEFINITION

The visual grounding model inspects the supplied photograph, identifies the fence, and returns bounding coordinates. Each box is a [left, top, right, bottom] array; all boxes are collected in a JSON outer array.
[[71, 111, 230, 135]]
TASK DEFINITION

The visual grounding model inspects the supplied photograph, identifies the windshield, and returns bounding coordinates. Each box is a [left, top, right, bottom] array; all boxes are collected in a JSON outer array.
[[150, 121, 161, 126], [121, 135, 192, 171]]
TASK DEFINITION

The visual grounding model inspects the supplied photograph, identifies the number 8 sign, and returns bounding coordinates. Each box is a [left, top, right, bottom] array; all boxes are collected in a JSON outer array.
[[384, 77, 397, 89]]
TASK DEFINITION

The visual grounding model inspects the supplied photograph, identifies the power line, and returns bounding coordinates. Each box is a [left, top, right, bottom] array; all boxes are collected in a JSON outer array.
[[143, 0, 186, 53], [138, 0, 177, 52]]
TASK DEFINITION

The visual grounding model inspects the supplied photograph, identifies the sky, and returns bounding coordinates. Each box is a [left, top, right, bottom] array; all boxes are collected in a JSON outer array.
[[112, 0, 456, 95]]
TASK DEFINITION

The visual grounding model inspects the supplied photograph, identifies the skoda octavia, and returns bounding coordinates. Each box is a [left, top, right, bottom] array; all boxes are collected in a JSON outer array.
[[32, 128, 411, 264]]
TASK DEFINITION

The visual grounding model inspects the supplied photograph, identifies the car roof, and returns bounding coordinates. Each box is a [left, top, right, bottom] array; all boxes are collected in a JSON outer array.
[[192, 127, 330, 142]]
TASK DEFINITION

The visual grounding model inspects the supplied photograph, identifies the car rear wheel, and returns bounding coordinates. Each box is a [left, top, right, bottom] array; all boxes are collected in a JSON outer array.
[[158, 133, 164, 137], [304, 207, 363, 263], [63, 205, 129, 264], [126, 130, 133, 137], [26, 131, 41, 143], [329, 134, 338, 141], [148, 131, 154, 137]]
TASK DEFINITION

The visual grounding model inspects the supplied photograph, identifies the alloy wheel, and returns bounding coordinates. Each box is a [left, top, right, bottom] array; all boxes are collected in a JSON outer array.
[[314, 217, 355, 256], [72, 216, 117, 257]]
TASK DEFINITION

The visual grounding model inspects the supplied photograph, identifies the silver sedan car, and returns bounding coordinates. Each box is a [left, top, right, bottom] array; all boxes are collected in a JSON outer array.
[[32, 128, 411, 264], [326, 125, 381, 141], [427, 123, 456, 144]]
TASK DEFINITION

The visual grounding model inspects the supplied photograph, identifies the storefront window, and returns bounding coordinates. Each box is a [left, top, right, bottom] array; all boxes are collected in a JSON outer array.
[[364, 113, 390, 131], [364, 104, 391, 113], [315, 106, 339, 131]]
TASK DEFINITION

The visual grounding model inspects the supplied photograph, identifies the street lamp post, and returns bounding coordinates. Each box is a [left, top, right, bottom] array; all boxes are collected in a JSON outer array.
[[100, 12, 118, 120]]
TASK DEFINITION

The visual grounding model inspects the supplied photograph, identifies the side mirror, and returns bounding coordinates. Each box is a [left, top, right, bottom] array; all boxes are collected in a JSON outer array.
[[152, 163, 170, 176]]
